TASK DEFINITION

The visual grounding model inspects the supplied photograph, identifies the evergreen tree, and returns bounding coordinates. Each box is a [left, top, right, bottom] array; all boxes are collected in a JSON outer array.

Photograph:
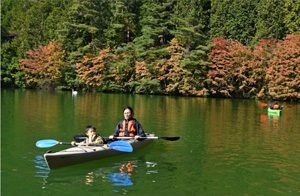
[[171, 0, 211, 84], [171, 0, 210, 50], [43, 0, 71, 41], [57, 0, 110, 59], [283, 0, 300, 34], [133, 0, 175, 62], [1, 0, 32, 87], [254, 0, 287, 43], [210, 0, 258, 45], [104, 0, 139, 48]]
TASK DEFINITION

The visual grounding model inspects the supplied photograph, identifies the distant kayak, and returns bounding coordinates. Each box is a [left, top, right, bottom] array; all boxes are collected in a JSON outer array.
[[44, 134, 154, 169], [268, 107, 282, 116]]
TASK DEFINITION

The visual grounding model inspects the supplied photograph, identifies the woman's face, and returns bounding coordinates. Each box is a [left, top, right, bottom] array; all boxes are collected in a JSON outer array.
[[123, 109, 132, 120]]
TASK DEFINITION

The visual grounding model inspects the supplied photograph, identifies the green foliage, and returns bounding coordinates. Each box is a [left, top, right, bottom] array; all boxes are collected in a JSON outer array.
[[284, 0, 300, 34], [57, 0, 110, 56], [210, 0, 258, 45], [133, 0, 174, 61], [253, 0, 287, 44], [104, 0, 139, 47], [171, 0, 210, 49], [1, 0, 299, 101], [126, 79, 162, 94]]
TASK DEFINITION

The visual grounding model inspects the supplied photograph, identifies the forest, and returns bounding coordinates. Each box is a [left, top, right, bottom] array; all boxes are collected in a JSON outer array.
[[1, 0, 299, 101]]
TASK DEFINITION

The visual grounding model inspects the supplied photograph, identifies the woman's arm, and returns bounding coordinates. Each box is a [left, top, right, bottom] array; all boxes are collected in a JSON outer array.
[[113, 121, 122, 137], [135, 120, 146, 136]]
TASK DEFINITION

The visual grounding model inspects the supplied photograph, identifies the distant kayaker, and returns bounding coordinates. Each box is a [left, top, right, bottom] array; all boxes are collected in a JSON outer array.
[[270, 102, 282, 110], [109, 106, 146, 140], [72, 125, 104, 146]]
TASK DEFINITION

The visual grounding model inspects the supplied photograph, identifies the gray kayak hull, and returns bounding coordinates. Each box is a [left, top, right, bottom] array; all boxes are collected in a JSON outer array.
[[44, 138, 152, 169]]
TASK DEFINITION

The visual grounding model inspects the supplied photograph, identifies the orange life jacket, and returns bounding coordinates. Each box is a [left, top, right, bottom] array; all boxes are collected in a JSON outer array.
[[118, 120, 137, 137]]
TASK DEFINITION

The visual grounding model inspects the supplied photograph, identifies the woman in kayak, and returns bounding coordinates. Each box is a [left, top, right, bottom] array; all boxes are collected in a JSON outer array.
[[109, 106, 146, 140], [72, 125, 104, 145]]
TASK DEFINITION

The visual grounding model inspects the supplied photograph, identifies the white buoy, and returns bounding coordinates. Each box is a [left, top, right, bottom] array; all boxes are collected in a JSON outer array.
[[72, 89, 78, 96]]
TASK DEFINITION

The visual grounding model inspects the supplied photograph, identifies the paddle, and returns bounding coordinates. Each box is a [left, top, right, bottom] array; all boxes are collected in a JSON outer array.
[[35, 139, 133, 152], [109, 136, 180, 141], [35, 139, 63, 148], [108, 141, 133, 152]]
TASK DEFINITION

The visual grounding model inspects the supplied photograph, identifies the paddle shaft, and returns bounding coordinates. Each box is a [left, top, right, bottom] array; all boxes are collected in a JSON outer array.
[[114, 136, 159, 139], [36, 139, 132, 152], [59, 142, 73, 145], [107, 136, 180, 141]]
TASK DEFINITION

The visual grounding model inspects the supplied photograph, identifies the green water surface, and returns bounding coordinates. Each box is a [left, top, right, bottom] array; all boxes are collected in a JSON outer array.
[[1, 89, 300, 196]]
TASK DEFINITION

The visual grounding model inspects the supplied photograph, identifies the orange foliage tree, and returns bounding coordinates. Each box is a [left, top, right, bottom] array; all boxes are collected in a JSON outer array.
[[265, 34, 300, 101], [135, 61, 152, 79], [128, 60, 161, 94], [205, 38, 258, 98], [19, 41, 65, 88], [253, 39, 277, 99], [76, 49, 114, 89], [156, 38, 203, 95], [207, 35, 299, 100]]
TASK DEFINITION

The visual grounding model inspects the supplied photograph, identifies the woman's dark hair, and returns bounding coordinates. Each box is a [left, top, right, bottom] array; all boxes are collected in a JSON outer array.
[[123, 106, 134, 114]]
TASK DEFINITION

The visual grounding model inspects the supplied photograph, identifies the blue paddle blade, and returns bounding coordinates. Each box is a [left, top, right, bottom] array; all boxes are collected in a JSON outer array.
[[109, 141, 133, 152], [36, 139, 59, 148]]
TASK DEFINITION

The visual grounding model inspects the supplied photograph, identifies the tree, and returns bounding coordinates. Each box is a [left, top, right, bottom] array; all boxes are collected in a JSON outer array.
[[171, 0, 211, 85], [125, 61, 162, 94], [104, 0, 138, 47], [210, 0, 258, 45], [76, 49, 114, 90], [155, 38, 204, 95], [133, 0, 174, 61], [19, 41, 66, 88], [58, 0, 110, 58], [265, 34, 300, 101], [253, 0, 287, 44], [205, 37, 258, 98], [283, 0, 300, 34], [171, 0, 210, 50], [253, 39, 277, 99]]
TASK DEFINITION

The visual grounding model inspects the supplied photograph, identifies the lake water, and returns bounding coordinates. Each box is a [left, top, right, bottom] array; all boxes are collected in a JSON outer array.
[[1, 89, 300, 195]]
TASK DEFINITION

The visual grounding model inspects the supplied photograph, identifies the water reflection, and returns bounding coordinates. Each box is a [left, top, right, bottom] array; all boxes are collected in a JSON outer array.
[[34, 155, 50, 178], [108, 161, 135, 186], [34, 155, 50, 188], [34, 158, 159, 191], [260, 113, 281, 129], [145, 161, 158, 174], [267, 113, 280, 129]]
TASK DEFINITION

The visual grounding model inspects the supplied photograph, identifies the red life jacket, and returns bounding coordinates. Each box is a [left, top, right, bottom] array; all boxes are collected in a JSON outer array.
[[118, 120, 137, 137]]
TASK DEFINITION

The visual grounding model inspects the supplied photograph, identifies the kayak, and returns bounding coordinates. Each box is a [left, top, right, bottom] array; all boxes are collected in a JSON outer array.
[[268, 108, 281, 116], [44, 135, 153, 169]]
